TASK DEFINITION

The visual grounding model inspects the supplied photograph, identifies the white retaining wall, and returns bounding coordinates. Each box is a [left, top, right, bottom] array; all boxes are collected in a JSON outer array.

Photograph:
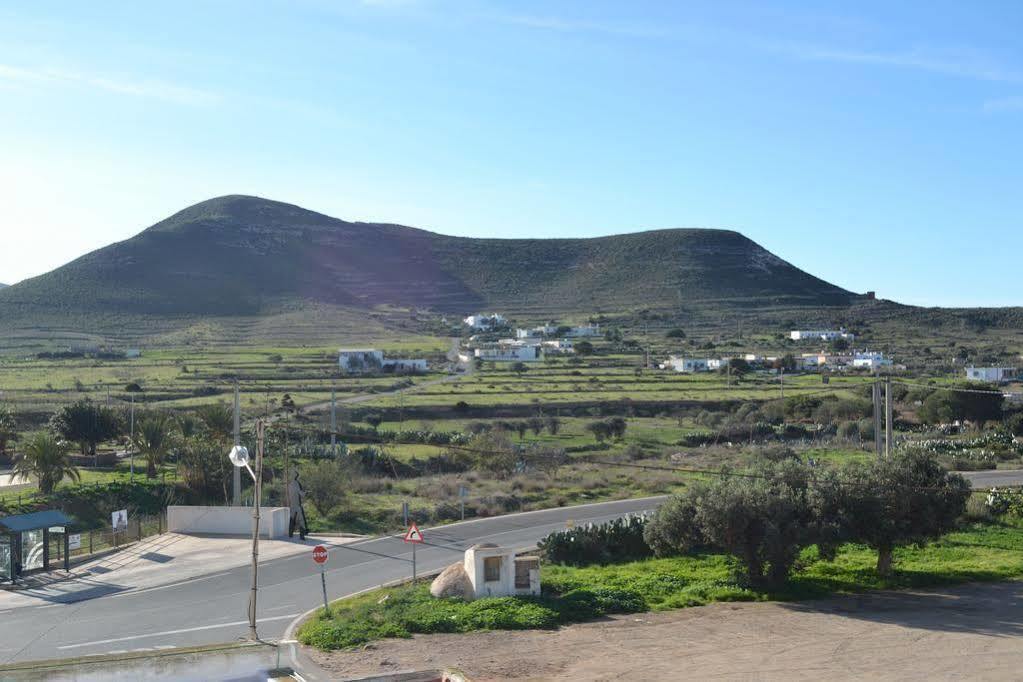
[[166, 505, 290, 539]]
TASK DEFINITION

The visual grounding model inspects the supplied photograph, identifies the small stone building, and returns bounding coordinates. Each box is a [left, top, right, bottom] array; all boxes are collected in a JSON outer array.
[[431, 543, 541, 600]]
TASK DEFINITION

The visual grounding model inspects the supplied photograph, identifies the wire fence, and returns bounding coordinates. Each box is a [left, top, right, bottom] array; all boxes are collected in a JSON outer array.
[[54, 513, 166, 565]]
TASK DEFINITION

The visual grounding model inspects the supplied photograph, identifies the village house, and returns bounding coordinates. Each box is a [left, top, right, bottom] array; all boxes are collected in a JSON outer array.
[[515, 324, 558, 339], [662, 356, 713, 373], [541, 339, 574, 354], [463, 313, 507, 330], [966, 367, 1018, 383], [338, 349, 428, 374], [852, 351, 892, 371], [565, 324, 600, 337], [789, 328, 855, 342], [474, 340, 542, 362]]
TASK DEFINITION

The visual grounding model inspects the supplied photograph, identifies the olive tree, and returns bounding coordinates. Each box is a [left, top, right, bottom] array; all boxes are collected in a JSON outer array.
[[840, 449, 970, 576]]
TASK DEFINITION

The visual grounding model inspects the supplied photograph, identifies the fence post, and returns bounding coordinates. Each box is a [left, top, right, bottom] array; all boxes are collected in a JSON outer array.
[[89, 531, 93, 555], [137, 517, 142, 543]]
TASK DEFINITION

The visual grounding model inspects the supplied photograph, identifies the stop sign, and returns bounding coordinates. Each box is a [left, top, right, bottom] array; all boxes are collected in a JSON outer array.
[[312, 545, 329, 565]]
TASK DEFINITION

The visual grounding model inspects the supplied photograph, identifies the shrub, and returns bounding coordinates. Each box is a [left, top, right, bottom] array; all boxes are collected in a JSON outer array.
[[643, 495, 703, 557], [539, 514, 651, 566], [303, 460, 349, 514]]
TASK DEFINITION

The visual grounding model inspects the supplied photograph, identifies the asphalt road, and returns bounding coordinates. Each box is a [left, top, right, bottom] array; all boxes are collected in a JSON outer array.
[[1, 468, 1017, 667], [0, 496, 662, 665]]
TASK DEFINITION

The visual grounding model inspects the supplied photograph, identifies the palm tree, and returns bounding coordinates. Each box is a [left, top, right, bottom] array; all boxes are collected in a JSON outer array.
[[133, 413, 178, 478], [14, 433, 79, 494], [195, 403, 233, 445]]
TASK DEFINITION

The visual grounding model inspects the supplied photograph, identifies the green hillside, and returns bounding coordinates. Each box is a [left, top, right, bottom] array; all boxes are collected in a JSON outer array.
[[0, 195, 854, 322]]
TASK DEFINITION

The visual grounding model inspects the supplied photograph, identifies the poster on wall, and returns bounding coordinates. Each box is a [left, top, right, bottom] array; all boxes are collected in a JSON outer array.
[[68, 534, 82, 550], [112, 509, 128, 532]]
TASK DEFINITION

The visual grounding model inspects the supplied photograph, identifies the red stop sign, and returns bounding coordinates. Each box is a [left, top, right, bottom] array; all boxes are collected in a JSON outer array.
[[312, 545, 329, 565]]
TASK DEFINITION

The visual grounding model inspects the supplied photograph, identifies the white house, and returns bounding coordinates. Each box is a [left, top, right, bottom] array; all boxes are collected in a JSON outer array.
[[853, 351, 892, 371], [339, 349, 384, 373], [463, 313, 507, 330], [339, 349, 427, 374], [474, 341, 542, 362], [966, 367, 1018, 383], [663, 356, 712, 373], [516, 325, 557, 339], [125, 348, 142, 359], [566, 324, 600, 338], [541, 339, 574, 354], [789, 329, 856, 342], [383, 358, 429, 373]]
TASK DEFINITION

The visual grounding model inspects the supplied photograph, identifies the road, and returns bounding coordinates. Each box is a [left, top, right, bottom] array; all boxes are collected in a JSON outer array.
[[0, 496, 661, 665], [0, 468, 1016, 667]]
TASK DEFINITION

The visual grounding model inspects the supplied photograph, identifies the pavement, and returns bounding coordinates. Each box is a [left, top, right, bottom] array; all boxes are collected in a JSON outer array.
[[0, 532, 363, 611], [0, 496, 663, 666]]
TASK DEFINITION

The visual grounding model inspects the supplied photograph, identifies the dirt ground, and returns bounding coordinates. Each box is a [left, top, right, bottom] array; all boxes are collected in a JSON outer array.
[[307, 580, 1023, 681]]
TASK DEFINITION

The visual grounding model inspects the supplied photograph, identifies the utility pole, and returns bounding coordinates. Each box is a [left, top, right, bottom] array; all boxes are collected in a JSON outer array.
[[885, 377, 894, 458], [129, 395, 135, 481], [780, 367, 785, 399], [330, 387, 337, 458], [248, 419, 264, 641], [233, 382, 241, 506], [872, 381, 884, 458], [283, 416, 291, 509]]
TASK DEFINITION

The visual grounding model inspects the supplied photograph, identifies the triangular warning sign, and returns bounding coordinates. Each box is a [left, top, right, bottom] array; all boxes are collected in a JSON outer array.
[[403, 523, 424, 544]]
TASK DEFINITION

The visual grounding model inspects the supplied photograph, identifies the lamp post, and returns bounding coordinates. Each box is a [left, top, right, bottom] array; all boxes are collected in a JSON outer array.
[[228, 418, 263, 641]]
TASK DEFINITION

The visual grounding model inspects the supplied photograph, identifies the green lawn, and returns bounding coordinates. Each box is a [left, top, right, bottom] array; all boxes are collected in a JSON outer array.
[[298, 517, 1023, 650]]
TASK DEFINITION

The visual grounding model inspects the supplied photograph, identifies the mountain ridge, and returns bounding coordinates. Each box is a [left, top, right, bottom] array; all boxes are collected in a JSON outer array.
[[0, 195, 857, 321]]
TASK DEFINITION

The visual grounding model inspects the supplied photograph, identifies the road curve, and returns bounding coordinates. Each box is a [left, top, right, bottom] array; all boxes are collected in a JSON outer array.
[[0, 496, 662, 664]]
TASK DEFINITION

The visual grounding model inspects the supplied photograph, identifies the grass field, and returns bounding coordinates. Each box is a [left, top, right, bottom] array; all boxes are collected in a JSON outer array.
[[298, 516, 1023, 650]]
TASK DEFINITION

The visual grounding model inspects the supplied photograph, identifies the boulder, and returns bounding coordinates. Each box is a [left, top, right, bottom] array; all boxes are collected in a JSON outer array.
[[430, 561, 474, 600]]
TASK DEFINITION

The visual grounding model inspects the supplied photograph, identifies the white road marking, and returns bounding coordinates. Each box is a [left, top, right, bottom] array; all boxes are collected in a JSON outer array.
[[56, 614, 300, 650]]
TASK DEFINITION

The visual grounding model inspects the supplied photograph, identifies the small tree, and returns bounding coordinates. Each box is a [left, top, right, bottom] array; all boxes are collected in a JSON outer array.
[[841, 449, 970, 576], [586, 420, 611, 443], [49, 399, 123, 456], [575, 341, 594, 356], [13, 432, 79, 494], [0, 405, 18, 462], [462, 430, 519, 478], [303, 460, 349, 514], [364, 413, 383, 430], [665, 328, 686, 339], [527, 416, 545, 437], [511, 361, 528, 376], [545, 416, 561, 436], [133, 413, 178, 478]]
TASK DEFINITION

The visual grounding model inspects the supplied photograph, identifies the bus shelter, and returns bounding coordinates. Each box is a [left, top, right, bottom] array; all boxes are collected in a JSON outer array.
[[0, 510, 74, 582]]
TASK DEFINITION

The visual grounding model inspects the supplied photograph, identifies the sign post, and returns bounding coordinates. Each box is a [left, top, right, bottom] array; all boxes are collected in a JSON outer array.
[[403, 523, 424, 582], [312, 544, 330, 616], [458, 485, 469, 521]]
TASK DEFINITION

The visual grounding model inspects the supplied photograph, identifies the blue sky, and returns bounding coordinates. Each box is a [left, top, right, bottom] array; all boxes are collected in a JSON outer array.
[[1, 1, 1020, 306]]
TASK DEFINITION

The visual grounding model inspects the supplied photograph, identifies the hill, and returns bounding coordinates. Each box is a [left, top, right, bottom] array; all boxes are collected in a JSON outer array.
[[0, 195, 854, 323]]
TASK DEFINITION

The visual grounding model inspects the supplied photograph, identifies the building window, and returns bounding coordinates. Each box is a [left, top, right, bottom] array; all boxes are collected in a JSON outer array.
[[484, 556, 501, 582]]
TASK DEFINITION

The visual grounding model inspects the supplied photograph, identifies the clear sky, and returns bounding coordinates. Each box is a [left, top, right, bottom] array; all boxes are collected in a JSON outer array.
[[1, 1, 1020, 306]]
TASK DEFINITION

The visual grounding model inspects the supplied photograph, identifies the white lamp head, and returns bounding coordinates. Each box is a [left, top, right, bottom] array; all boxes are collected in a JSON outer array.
[[229, 445, 250, 468]]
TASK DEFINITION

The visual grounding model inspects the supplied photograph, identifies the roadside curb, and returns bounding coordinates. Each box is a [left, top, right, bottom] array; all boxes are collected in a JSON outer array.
[[0, 640, 269, 675]]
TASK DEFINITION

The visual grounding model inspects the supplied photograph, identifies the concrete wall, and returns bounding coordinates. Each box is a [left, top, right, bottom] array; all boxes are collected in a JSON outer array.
[[166, 506, 289, 539]]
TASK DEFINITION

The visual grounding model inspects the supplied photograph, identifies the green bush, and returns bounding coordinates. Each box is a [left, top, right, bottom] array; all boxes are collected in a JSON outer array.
[[539, 514, 651, 565]]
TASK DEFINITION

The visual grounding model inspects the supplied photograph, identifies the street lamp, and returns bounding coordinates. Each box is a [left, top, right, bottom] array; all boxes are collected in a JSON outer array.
[[228, 420, 264, 640]]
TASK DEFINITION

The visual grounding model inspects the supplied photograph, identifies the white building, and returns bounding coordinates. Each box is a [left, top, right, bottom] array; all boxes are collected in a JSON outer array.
[[516, 325, 557, 339], [853, 351, 892, 371], [966, 367, 1018, 383], [474, 341, 542, 362], [339, 349, 384, 373], [339, 349, 427, 374], [789, 329, 856, 342], [463, 313, 507, 330], [125, 348, 142, 359], [541, 339, 574, 354], [566, 324, 600, 338], [663, 356, 713, 373]]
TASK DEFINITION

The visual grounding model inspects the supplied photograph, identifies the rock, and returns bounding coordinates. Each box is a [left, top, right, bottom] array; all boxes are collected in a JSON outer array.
[[430, 561, 474, 600]]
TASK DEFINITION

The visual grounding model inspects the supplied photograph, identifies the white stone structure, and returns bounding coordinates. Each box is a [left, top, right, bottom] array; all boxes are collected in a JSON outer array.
[[339, 349, 427, 374], [966, 367, 1018, 383], [463, 543, 540, 599], [566, 324, 600, 337]]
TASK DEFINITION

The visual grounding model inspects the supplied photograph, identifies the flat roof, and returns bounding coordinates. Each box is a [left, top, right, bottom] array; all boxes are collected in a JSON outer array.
[[0, 510, 74, 533]]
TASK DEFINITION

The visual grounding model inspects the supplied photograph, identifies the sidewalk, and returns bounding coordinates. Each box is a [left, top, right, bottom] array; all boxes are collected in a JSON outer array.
[[0, 532, 364, 610]]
